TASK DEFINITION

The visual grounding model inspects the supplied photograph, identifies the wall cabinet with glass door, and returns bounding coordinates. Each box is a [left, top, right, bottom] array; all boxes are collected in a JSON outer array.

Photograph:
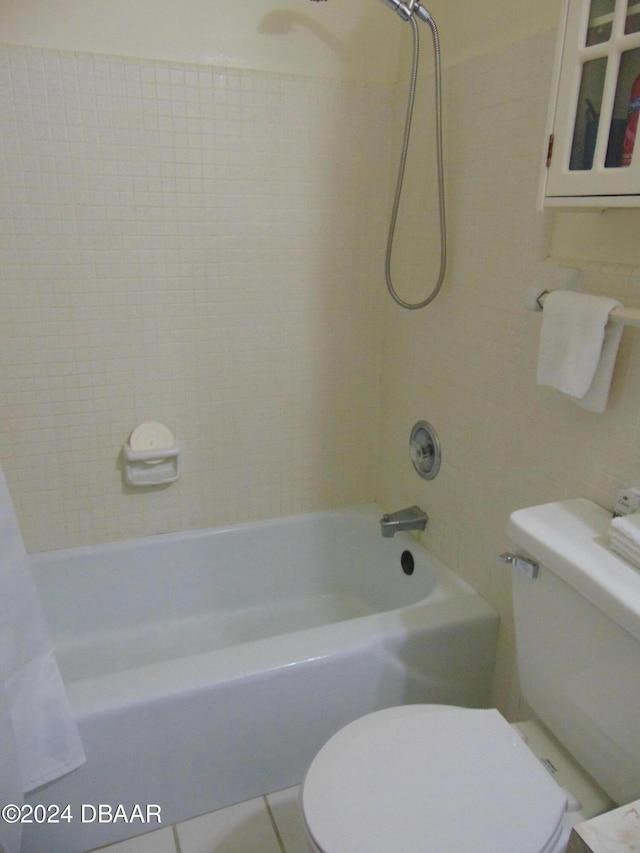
[[541, 0, 640, 206]]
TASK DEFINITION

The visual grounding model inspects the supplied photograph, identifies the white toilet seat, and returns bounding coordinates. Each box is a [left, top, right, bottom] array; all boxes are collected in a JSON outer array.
[[302, 705, 569, 853]]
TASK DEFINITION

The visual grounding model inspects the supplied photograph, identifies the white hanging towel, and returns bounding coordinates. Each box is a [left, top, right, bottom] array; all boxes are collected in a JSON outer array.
[[536, 290, 623, 413], [0, 694, 22, 853], [0, 465, 85, 853]]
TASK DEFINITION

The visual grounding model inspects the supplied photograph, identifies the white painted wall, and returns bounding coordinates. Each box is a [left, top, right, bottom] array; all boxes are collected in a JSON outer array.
[[0, 0, 567, 79], [0, 0, 400, 82], [423, 0, 561, 68]]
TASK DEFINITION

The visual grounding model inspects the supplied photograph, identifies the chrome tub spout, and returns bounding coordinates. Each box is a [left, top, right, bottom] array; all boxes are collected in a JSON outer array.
[[380, 506, 428, 538]]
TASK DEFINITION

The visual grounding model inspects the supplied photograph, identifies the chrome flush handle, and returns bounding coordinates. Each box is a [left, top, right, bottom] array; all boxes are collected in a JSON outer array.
[[499, 552, 539, 580]]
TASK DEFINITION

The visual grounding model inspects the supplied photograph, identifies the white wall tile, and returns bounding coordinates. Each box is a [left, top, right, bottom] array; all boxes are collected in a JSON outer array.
[[0, 44, 388, 550]]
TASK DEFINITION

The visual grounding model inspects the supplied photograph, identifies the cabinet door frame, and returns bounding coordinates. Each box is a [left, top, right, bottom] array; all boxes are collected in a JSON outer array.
[[541, 0, 640, 207]]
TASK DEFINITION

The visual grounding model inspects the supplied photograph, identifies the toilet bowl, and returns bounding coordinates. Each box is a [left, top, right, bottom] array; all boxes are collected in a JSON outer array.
[[301, 499, 640, 853], [301, 705, 571, 853]]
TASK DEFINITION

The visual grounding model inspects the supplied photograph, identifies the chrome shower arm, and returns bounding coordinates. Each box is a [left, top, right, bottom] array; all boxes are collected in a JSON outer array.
[[309, 0, 432, 26]]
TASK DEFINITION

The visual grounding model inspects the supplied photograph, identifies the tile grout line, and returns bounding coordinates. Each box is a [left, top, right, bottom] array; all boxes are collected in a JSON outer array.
[[263, 795, 287, 853]]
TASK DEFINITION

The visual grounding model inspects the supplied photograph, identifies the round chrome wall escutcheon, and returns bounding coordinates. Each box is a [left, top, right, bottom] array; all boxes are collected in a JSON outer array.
[[409, 421, 441, 480]]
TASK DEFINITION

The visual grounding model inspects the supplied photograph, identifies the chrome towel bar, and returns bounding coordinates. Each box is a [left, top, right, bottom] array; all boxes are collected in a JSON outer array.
[[526, 288, 640, 328]]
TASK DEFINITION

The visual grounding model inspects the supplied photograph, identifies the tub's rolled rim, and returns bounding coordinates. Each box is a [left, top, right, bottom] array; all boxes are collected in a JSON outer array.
[[30, 503, 387, 563]]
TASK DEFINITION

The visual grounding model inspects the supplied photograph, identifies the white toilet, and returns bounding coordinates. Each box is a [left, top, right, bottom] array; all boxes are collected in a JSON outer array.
[[301, 499, 640, 852]]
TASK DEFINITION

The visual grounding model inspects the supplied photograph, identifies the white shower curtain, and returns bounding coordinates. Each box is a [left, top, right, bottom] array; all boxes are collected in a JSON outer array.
[[0, 466, 85, 853]]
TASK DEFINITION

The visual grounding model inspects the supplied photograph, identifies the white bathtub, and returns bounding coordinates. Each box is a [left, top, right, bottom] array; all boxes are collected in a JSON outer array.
[[23, 504, 498, 852]]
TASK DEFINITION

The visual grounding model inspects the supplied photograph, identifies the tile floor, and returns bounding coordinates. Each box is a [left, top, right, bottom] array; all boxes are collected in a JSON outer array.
[[90, 786, 309, 853]]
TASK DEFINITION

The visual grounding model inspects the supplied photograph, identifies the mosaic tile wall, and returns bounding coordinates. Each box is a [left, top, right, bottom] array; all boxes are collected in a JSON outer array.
[[0, 45, 388, 550]]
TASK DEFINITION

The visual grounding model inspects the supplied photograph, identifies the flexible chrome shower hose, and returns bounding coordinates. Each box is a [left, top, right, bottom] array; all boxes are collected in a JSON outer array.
[[386, 15, 446, 310]]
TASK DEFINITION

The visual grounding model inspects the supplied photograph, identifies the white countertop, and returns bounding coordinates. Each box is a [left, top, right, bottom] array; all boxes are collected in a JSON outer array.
[[568, 800, 640, 852]]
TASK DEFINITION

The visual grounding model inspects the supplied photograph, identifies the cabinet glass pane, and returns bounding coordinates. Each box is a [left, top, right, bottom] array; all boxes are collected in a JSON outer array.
[[587, 0, 616, 45], [570, 57, 608, 169], [606, 46, 640, 166], [625, 0, 640, 35]]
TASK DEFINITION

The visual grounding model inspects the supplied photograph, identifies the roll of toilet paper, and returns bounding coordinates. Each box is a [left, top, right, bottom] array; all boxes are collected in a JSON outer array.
[[129, 421, 175, 463]]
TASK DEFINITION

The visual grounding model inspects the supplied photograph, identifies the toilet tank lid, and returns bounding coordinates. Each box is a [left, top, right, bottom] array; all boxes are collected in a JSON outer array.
[[507, 498, 640, 643]]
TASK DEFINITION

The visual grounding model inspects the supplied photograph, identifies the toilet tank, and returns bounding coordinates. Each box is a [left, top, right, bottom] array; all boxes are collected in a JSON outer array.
[[507, 499, 640, 806]]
